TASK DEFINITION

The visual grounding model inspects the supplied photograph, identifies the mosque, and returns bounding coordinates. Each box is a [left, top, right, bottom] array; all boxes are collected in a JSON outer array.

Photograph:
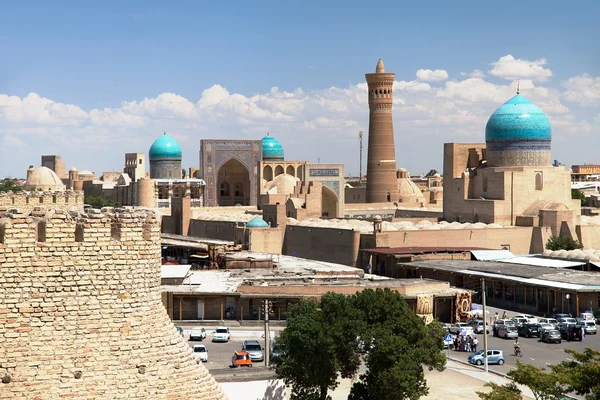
[[443, 88, 580, 233]]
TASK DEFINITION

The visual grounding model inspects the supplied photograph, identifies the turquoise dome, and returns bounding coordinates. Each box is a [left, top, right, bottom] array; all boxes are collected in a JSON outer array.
[[485, 94, 551, 147], [149, 133, 182, 160], [262, 134, 284, 161], [246, 216, 269, 228]]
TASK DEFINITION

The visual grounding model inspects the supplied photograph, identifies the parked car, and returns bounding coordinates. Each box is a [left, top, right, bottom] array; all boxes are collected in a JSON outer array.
[[538, 318, 559, 329], [577, 312, 595, 323], [449, 322, 472, 334], [511, 317, 528, 327], [193, 344, 208, 362], [175, 326, 184, 336], [468, 350, 505, 366], [189, 328, 206, 341], [539, 323, 554, 333], [552, 313, 572, 320], [231, 350, 253, 368], [558, 318, 577, 330], [561, 325, 584, 341], [540, 329, 562, 344], [469, 320, 490, 334], [212, 327, 231, 342], [583, 320, 597, 335], [493, 319, 515, 336], [523, 314, 539, 323], [242, 340, 264, 362], [518, 323, 542, 338], [497, 325, 518, 339]]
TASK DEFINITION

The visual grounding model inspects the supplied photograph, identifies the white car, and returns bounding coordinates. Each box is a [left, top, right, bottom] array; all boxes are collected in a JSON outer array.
[[583, 320, 597, 335], [539, 318, 559, 329], [212, 327, 231, 342], [514, 314, 538, 323], [193, 344, 208, 362], [448, 323, 472, 334], [577, 312, 595, 323], [539, 323, 554, 333], [190, 328, 206, 341]]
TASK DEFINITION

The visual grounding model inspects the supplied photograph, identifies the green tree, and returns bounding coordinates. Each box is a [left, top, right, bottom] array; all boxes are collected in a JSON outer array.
[[348, 288, 446, 400], [84, 195, 116, 209], [552, 348, 600, 398], [477, 382, 522, 400], [571, 189, 588, 206], [271, 293, 363, 400], [182, 168, 187, 179], [508, 362, 566, 400], [0, 178, 23, 193], [545, 235, 583, 251], [425, 169, 438, 177]]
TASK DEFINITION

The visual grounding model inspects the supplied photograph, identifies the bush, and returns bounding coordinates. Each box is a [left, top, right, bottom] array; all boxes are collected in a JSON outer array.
[[545, 235, 583, 251], [84, 195, 117, 209], [571, 189, 588, 207]]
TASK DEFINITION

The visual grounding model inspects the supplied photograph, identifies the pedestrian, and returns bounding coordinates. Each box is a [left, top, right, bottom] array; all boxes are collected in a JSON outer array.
[[473, 337, 479, 352], [466, 336, 472, 352], [582, 327, 585, 342], [502, 310, 507, 319], [454, 335, 458, 351], [494, 312, 499, 323]]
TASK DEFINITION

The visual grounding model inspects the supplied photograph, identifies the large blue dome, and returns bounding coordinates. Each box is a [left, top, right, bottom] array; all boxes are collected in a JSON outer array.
[[262, 134, 284, 161], [149, 132, 182, 160], [485, 94, 551, 144]]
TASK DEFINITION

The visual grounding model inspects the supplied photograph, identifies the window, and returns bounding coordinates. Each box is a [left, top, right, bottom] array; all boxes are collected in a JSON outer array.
[[535, 172, 543, 190], [234, 183, 243, 197], [139, 159, 142, 164], [220, 182, 230, 197], [483, 176, 488, 192]]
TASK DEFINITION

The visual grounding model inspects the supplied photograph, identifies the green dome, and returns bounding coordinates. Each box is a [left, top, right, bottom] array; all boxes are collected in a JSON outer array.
[[262, 134, 284, 161], [149, 132, 182, 160], [246, 216, 269, 228]]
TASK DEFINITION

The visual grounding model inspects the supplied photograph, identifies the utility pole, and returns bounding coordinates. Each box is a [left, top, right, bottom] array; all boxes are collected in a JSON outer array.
[[359, 130, 364, 184], [264, 299, 270, 367], [481, 278, 489, 373]]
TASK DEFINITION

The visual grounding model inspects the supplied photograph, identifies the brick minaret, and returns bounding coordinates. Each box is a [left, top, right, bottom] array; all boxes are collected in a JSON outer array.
[[365, 59, 399, 203]]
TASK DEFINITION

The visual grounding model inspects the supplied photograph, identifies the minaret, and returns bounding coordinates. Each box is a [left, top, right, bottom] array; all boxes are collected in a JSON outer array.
[[365, 59, 399, 203]]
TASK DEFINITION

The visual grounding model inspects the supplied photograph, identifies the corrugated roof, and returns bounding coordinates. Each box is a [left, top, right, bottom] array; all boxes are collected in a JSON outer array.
[[161, 264, 191, 279], [365, 247, 490, 255], [457, 269, 585, 291], [471, 250, 515, 261], [497, 257, 584, 268]]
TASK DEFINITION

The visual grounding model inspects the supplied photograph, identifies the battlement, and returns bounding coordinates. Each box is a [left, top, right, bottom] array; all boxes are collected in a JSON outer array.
[[0, 205, 225, 399], [0, 189, 84, 214]]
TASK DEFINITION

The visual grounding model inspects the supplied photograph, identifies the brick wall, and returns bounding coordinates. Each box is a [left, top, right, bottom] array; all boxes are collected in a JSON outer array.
[[0, 191, 84, 214], [0, 208, 225, 399]]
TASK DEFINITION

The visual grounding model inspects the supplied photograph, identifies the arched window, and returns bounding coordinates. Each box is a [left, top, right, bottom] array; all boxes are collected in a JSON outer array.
[[220, 182, 230, 197], [158, 186, 169, 200], [234, 182, 243, 197], [286, 165, 295, 176], [535, 173, 543, 191], [275, 165, 284, 176]]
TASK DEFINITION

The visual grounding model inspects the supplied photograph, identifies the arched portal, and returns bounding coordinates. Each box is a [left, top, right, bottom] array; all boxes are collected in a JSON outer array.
[[321, 185, 339, 218], [263, 165, 273, 182], [217, 159, 250, 206], [286, 165, 295, 176], [275, 165, 284, 176]]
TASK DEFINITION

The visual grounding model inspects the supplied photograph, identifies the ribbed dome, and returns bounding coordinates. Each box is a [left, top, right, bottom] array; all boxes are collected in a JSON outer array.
[[262, 134, 284, 161], [246, 216, 269, 228], [485, 94, 551, 144], [24, 166, 66, 191], [149, 133, 182, 160]]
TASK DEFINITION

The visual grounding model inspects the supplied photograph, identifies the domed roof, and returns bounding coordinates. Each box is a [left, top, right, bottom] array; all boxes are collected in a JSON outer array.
[[485, 94, 551, 144], [24, 166, 66, 191], [246, 216, 269, 228], [149, 132, 182, 160], [264, 174, 299, 195], [262, 134, 284, 161]]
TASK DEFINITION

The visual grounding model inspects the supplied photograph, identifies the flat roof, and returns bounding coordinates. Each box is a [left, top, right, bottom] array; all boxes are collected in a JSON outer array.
[[365, 247, 490, 255], [161, 233, 234, 247], [403, 260, 600, 291], [161, 264, 191, 279], [496, 257, 584, 269]]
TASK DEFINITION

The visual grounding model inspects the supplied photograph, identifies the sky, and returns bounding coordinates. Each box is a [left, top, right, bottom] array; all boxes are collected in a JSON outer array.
[[1, 0, 599, 178]]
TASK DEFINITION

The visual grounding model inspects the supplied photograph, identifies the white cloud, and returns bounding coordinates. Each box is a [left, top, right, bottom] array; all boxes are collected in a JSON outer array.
[[0, 55, 597, 178], [489, 55, 553, 82], [562, 74, 600, 106], [416, 69, 449, 82], [461, 69, 486, 79]]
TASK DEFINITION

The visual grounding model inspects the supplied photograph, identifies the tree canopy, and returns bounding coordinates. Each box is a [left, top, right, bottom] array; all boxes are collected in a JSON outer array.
[[84, 195, 118, 209], [545, 235, 583, 251], [552, 348, 600, 398], [477, 382, 522, 400], [272, 288, 446, 400], [571, 189, 588, 207], [425, 169, 439, 177], [0, 178, 23, 193]]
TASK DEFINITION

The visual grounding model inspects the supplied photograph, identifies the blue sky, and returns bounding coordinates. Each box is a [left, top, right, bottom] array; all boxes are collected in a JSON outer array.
[[1, 0, 599, 177]]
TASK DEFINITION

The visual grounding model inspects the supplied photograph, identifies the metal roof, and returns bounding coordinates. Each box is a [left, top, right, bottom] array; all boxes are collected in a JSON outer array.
[[364, 247, 490, 255], [161, 233, 234, 247], [497, 257, 584, 269], [161, 264, 191, 279], [471, 250, 515, 261]]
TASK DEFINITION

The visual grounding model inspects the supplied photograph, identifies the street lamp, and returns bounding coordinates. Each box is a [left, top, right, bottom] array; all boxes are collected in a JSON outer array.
[[566, 294, 571, 316]]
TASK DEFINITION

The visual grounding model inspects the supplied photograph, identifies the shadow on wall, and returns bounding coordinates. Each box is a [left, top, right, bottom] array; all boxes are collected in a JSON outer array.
[[221, 379, 287, 400], [264, 379, 286, 400]]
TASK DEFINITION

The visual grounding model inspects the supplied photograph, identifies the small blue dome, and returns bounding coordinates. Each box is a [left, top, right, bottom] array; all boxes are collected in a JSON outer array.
[[262, 134, 284, 161], [485, 94, 551, 144], [149, 132, 182, 160], [246, 216, 269, 228]]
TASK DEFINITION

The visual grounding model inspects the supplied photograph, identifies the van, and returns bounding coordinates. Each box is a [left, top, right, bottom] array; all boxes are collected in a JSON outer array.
[[577, 312, 595, 323]]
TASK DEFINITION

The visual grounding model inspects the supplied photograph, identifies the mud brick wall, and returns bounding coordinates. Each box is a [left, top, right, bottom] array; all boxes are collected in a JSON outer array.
[[0, 208, 226, 399], [0, 191, 84, 215]]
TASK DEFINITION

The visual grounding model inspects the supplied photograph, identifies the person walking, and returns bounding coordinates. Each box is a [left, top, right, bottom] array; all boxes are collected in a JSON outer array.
[[581, 326, 585, 342], [465, 336, 471, 353], [473, 336, 479, 352], [502, 310, 508, 319], [494, 312, 499, 323]]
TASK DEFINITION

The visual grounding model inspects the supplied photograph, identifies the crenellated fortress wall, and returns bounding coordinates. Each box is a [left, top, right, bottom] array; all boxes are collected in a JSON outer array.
[[0, 190, 84, 214], [0, 207, 226, 399]]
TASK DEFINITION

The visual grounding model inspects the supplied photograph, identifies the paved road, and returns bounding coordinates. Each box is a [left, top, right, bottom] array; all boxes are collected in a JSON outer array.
[[185, 333, 273, 370]]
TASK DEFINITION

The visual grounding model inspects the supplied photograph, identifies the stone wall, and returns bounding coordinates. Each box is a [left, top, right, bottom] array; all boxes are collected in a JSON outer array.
[[0, 190, 84, 214], [0, 208, 225, 399]]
